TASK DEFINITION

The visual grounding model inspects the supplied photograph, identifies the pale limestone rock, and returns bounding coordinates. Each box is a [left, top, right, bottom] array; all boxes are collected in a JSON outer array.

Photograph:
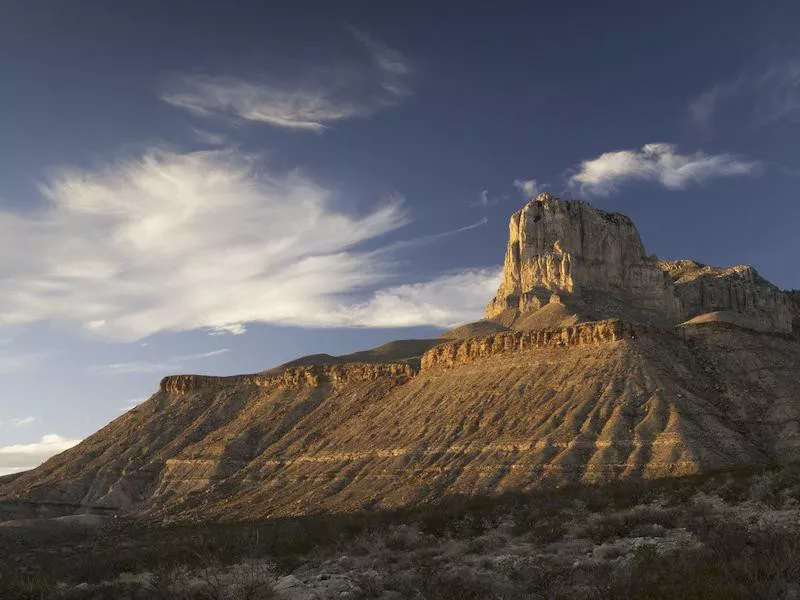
[[486, 193, 677, 323], [661, 260, 793, 334]]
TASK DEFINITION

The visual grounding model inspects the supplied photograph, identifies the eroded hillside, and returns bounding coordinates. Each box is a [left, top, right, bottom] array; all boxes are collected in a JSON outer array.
[[3, 320, 799, 521]]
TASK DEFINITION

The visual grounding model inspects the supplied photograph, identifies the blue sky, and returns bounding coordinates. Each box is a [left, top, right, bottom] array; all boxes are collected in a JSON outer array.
[[1, 1, 799, 473]]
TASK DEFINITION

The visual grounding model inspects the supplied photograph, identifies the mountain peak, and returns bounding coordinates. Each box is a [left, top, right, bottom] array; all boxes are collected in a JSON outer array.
[[486, 196, 677, 325], [487, 197, 793, 333]]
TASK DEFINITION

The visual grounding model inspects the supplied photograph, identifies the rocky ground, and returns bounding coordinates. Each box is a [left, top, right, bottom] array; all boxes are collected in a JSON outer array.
[[4, 462, 800, 599]]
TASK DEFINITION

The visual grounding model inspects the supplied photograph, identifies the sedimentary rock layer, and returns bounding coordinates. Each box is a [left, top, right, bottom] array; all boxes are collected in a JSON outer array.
[[661, 260, 792, 333], [3, 320, 799, 522]]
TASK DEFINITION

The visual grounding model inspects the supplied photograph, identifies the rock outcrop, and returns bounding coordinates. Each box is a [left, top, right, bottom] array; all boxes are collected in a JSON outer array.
[[660, 260, 793, 333], [486, 193, 678, 324], [487, 193, 792, 334], [160, 362, 417, 393]]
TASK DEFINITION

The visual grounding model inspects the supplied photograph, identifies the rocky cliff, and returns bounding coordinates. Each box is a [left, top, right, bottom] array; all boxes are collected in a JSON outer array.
[[660, 260, 793, 333], [486, 193, 793, 334], [486, 193, 678, 324]]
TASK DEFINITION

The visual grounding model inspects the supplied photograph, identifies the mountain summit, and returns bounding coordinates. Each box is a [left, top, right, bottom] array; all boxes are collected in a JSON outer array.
[[486, 193, 678, 326], [1, 196, 798, 522], [487, 193, 792, 333]]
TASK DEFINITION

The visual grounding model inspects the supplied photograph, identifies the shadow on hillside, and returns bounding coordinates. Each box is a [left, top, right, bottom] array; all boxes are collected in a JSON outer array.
[[4, 461, 800, 599]]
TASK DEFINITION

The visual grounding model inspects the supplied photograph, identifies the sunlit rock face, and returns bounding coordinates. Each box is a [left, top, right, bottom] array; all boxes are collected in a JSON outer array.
[[486, 193, 678, 324], [661, 260, 793, 334], [487, 193, 794, 334]]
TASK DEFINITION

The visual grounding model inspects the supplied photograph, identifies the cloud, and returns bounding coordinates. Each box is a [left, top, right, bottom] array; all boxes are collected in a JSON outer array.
[[162, 30, 411, 132], [0, 434, 81, 474], [174, 349, 230, 361], [10, 416, 37, 427], [331, 267, 503, 328], [380, 217, 488, 254], [568, 143, 759, 196], [513, 179, 540, 198], [0, 148, 417, 340], [690, 60, 800, 133], [92, 348, 230, 375]]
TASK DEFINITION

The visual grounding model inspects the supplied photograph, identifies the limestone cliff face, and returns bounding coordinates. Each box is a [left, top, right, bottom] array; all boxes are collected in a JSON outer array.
[[486, 193, 792, 334], [486, 193, 677, 323], [420, 320, 657, 370], [661, 260, 793, 334], [160, 363, 416, 393]]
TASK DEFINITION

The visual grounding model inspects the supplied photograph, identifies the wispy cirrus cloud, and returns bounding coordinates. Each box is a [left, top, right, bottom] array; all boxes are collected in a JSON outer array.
[[162, 30, 411, 132], [690, 60, 800, 134], [0, 434, 81, 475], [0, 147, 490, 340], [568, 143, 759, 196], [10, 416, 38, 427], [92, 348, 230, 375]]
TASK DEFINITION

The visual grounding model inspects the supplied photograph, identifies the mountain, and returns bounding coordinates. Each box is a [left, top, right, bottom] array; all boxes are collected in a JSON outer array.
[[485, 193, 793, 334], [2, 193, 798, 522]]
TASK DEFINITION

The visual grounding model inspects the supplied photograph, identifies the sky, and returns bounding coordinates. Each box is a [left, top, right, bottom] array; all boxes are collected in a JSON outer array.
[[1, 0, 799, 474]]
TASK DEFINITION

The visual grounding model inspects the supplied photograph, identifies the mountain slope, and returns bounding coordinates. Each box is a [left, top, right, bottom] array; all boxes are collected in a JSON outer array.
[[3, 320, 799, 521]]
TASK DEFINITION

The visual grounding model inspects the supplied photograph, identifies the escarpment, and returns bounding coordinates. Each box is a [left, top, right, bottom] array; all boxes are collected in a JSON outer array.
[[2, 194, 799, 522], [486, 193, 678, 325], [660, 260, 793, 333], [486, 193, 793, 334], [420, 320, 659, 370], [160, 362, 418, 393]]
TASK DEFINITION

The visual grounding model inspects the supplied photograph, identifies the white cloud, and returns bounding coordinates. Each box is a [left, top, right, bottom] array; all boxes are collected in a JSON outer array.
[[690, 60, 800, 133], [174, 349, 230, 361], [333, 267, 503, 329], [0, 148, 415, 340], [513, 179, 540, 198], [10, 416, 37, 427], [0, 434, 81, 474], [92, 348, 229, 375], [162, 30, 411, 132], [568, 143, 759, 196]]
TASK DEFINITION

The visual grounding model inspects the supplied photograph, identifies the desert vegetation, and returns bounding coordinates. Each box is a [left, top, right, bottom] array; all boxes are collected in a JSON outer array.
[[4, 461, 800, 599]]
